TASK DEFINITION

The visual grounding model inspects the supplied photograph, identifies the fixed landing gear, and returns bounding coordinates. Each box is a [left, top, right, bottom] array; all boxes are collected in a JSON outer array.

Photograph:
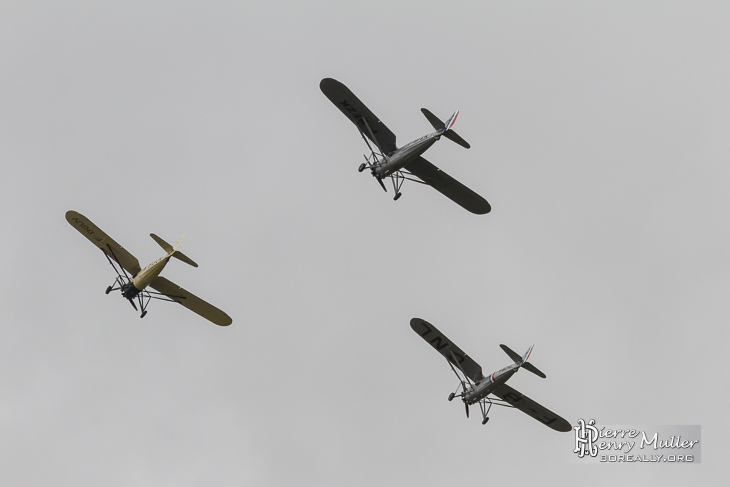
[[105, 286, 112, 295], [478, 398, 494, 425], [393, 192, 402, 201], [358, 162, 367, 173], [448, 392, 455, 402]]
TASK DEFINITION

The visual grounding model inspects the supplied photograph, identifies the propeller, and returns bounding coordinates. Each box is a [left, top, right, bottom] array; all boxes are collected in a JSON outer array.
[[460, 379, 469, 418], [373, 171, 387, 192], [128, 299, 138, 311]]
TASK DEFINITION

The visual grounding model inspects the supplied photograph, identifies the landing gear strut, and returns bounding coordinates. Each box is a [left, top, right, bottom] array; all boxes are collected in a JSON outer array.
[[478, 397, 494, 426]]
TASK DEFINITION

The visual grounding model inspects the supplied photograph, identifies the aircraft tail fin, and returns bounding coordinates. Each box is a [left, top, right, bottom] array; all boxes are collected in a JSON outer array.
[[150, 233, 199, 268], [520, 344, 534, 365], [420, 108, 470, 149], [173, 234, 185, 252], [500, 344, 547, 378]]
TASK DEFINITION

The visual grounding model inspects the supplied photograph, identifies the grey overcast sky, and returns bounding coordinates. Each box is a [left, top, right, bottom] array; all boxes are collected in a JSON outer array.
[[2, 1, 728, 485]]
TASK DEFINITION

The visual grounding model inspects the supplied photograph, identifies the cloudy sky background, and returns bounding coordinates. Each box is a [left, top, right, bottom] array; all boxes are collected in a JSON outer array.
[[2, 1, 728, 485]]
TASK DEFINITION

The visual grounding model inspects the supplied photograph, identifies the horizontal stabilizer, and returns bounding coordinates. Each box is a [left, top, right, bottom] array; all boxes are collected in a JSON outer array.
[[421, 108, 470, 149], [500, 344, 546, 378], [522, 362, 547, 379], [443, 130, 470, 149], [421, 108, 444, 131], [500, 344, 523, 363], [150, 233, 173, 253], [172, 251, 198, 268], [150, 233, 198, 267]]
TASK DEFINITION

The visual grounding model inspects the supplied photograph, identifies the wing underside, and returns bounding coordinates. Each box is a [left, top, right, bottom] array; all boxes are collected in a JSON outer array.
[[149, 276, 232, 327], [320, 78, 397, 154], [410, 318, 483, 383], [405, 157, 491, 214], [65, 210, 141, 275], [491, 383, 571, 432]]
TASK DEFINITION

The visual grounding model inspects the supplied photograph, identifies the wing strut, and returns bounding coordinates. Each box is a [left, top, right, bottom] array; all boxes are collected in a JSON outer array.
[[446, 351, 476, 418], [356, 117, 389, 192], [102, 244, 142, 313]]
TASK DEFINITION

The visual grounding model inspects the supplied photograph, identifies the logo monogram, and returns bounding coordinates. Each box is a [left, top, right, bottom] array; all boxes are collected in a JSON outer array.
[[574, 419, 599, 458]]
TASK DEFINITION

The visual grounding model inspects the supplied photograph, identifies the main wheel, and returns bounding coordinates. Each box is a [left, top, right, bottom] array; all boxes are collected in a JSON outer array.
[[105, 286, 112, 295], [482, 417, 490, 425], [394, 192, 402, 201], [358, 163, 367, 173], [140, 311, 147, 318], [448, 392, 455, 402]]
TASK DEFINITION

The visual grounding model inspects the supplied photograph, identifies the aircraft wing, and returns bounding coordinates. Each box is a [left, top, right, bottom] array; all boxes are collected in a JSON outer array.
[[65, 210, 141, 276], [410, 318, 484, 383], [404, 157, 491, 214], [491, 383, 572, 432], [320, 78, 398, 154], [149, 276, 232, 327]]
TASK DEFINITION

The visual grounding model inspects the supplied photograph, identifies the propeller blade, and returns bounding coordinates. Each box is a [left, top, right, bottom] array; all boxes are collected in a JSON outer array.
[[461, 379, 469, 417], [128, 299, 138, 311], [375, 174, 387, 192]]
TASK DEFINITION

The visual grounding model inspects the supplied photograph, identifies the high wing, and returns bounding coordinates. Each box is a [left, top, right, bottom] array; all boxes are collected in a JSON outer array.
[[405, 157, 491, 214], [491, 383, 572, 432], [149, 277, 232, 326], [410, 318, 484, 383], [320, 78, 398, 154], [65, 210, 141, 275]]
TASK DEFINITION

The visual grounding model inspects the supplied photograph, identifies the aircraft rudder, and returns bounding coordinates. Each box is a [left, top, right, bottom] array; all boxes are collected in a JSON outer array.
[[443, 110, 470, 148], [444, 110, 459, 132], [521, 344, 534, 365], [520, 345, 547, 378], [173, 234, 185, 252]]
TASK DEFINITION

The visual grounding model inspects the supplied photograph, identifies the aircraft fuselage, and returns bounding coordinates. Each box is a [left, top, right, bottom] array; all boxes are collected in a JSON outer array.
[[465, 362, 520, 405], [375, 130, 442, 178], [121, 254, 171, 299]]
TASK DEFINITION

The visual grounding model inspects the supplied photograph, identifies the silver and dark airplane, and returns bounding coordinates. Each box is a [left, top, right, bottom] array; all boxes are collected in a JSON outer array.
[[320, 78, 491, 214], [411, 318, 571, 431]]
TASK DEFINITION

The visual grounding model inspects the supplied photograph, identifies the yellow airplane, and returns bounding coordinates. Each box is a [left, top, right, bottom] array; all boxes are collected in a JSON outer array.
[[66, 210, 232, 326]]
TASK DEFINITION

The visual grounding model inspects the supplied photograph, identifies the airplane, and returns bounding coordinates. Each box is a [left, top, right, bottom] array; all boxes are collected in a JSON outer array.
[[320, 78, 491, 214], [65, 210, 232, 326], [410, 318, 571, 431]]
